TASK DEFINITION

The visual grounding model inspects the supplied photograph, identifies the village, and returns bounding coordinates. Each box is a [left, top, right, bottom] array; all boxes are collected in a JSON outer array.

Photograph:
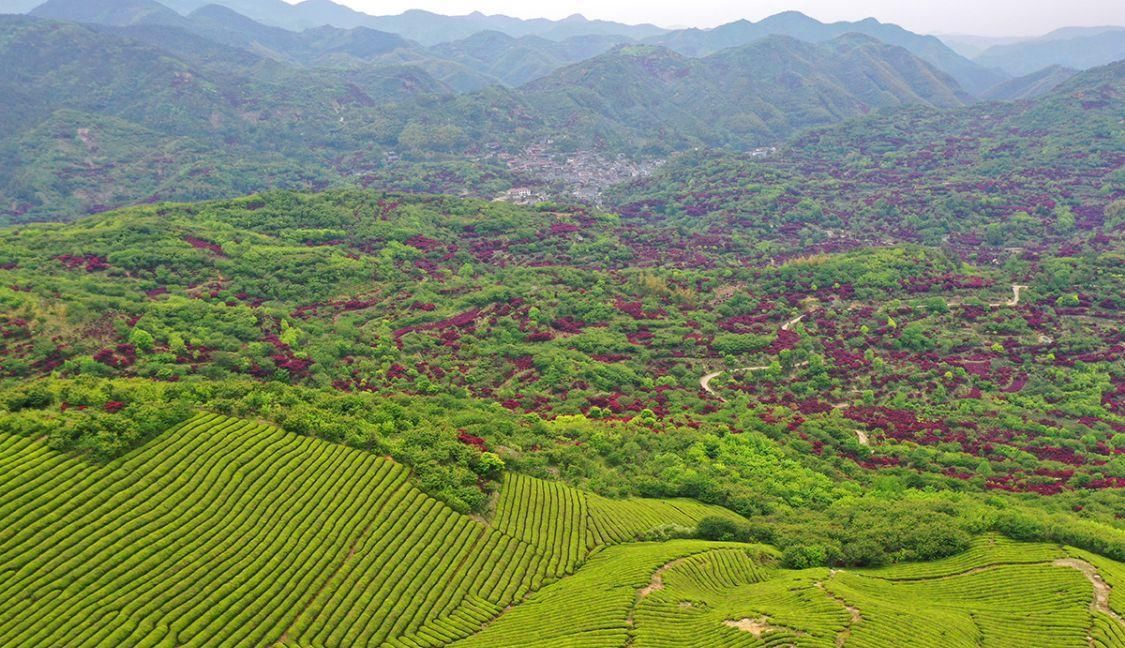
[[489, 143, 668, 206]]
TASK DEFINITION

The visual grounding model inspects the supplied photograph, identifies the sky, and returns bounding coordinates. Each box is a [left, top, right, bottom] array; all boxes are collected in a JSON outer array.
[[310, 0, 1125, 37]]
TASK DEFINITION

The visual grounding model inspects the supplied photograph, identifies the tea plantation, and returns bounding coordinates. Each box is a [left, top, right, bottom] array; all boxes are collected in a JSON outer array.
[[0, 415, 1120, 647]]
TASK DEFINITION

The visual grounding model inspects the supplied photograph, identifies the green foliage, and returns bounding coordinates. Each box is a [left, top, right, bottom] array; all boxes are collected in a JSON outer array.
[[696, 515, 750, 542], [782, 544, 828, 569]]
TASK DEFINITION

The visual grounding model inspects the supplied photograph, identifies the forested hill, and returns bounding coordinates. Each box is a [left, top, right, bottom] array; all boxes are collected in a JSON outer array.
[[519, 35, 969, 153], [0, 14, 979, 222], [643, 10, 1004, 95]]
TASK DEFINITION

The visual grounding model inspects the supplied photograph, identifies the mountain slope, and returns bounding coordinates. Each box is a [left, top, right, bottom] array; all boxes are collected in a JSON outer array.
[[429, 30, 628, 87], [982, 64, 1079, 100], [0, 15, 482, 218], [30, 0, 189, 27], [646, 11, 1005, 95], [521, 35, 970, 153], [975, 30, 1125, 76], [0, 413, 743, 646], [153, 0, 667, 44], [0, 0, 44, 13]]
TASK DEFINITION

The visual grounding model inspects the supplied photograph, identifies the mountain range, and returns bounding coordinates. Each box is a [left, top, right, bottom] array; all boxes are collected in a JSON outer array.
[[74, 0, 669, 44], [519, 36, 971, 153], [973, 28, 1125, 77], [641, 11, 1005, 95], [1, 0, 1121, 222], [0, 8, 985, 221], [9, 0, 1096, 98], [10, 0, 1123, 99]]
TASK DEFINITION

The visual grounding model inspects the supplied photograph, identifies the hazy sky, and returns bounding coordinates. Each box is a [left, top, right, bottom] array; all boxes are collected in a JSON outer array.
[[318, 0, 1125, 37]]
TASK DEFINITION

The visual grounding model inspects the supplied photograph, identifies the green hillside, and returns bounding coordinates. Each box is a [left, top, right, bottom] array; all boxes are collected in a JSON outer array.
[[456, 533, 1125, 647], [0, 412, 741, 647], [1, 414, 1119, 647], [0, 5, 1121, 643], [520, 35, 969, 153], [0, 14, 984, 221]]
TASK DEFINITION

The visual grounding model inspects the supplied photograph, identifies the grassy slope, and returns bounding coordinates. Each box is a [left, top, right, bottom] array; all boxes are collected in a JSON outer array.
[[0, 412, 743, 647], [3, 413, 1117, 646]]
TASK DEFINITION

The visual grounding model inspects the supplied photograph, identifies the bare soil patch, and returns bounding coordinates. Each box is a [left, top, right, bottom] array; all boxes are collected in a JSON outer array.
[[724, 617, 788, 637]]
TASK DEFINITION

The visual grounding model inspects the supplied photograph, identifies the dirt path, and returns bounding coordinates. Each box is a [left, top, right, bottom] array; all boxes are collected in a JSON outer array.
[[1054, 558, 1124, 625], [637, 557, 691, 600], [723, 616, 800, 637], [989, 284, 1029, 308], [816, 573, 862, 648], [700, 365, 771, 401], [624, 555, 696, 634], [782, 313, 806, 331], [854, 429, 869, 446], [697, 308, 809, 402]]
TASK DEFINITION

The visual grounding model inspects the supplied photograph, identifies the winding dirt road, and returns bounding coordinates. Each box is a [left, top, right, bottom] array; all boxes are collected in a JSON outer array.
[[989, 284, 1030, 308], [700, 365, 771, 400], [781, 313, 806, 331], [700, 284, 1033, 406], [699, 312, 809, 401], [1054, 558, 1124, 625]]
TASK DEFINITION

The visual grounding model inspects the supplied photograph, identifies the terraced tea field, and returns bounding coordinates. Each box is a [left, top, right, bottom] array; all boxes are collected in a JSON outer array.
[[0, 415, 1121, 647], [0, 413, 738, 647], [463, 534, 1125, 648]]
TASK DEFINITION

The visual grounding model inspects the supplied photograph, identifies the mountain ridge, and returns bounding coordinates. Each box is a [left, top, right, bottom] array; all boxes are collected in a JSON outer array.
[[518, 34, 971, 152], [975, 30, 1125, 76]]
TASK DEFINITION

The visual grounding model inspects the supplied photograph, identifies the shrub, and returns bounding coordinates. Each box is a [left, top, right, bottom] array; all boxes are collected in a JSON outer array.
[[838, 540, 889, 567], [638, 524, 696, 542], [782, 544, 828, 569], [905, 524, 971, 561], [5, 384, 54, 412], [476, 452, 505, 478], [696, 515, 749, 542], [994, 511, 1046, 542]]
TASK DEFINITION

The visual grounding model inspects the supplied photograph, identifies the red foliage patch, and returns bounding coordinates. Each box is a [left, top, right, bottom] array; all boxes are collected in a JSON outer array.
[[615, 298, 666, 320], [1025, 445, 1087, 465], [1002, 373, 1029, 393], [405, 235, 443, 252], [549, 222, 581, 236], [57, 254, 108, 272], [183, 236, 225, 256], [394, 307, 482, 339], [552, 316, 588, 333], [769, 329, 800, 353], [457, 431, 488, 451], [260, 332, 314, 379], [93, 344, 136, 369], [626, 329, 654, 346]]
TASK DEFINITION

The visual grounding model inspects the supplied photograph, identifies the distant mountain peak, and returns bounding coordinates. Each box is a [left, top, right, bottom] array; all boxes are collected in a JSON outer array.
[[760, 10, 819, 25], [31, 0, 188, 28], [645, 11, 1005, 95]]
